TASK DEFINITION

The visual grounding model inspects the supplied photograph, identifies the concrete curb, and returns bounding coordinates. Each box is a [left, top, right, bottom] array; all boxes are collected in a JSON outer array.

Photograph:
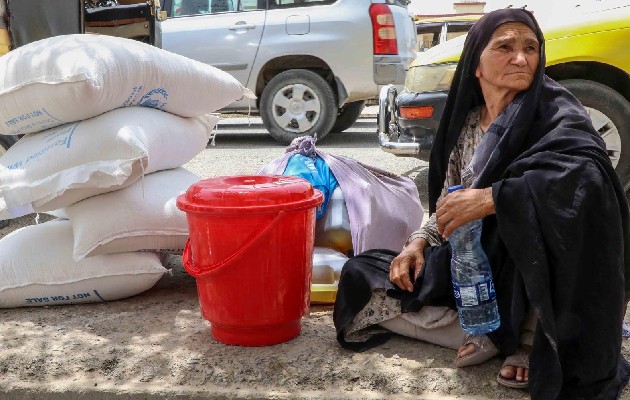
[[218, 106, 379, 123]]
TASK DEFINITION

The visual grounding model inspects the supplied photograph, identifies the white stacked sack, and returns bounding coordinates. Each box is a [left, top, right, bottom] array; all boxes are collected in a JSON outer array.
[[0, 107, 215, 218], [0, 220, 166, 308], [0, 34, 250, 307], [0, 34, 252, 136], [62, 167, 202, 261]]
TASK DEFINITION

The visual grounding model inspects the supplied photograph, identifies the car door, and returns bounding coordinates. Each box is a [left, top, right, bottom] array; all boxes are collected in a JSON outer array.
[[160, 0, 266, 87]]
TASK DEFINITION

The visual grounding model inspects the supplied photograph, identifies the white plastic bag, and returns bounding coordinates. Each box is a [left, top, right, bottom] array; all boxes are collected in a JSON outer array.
[[0, 219, 167, 308], [0, 34, 252, 136], [259, 149, 423, 254], [0, 107, 217, 219], [63, 168, 201, 260]]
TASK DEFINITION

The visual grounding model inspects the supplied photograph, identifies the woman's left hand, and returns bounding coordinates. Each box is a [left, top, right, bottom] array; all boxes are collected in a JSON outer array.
[[436, 187, 495, 239]]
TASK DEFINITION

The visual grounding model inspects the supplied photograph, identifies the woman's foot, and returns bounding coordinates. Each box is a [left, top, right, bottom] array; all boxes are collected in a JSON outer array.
[[455, 334, 499, 368], [497, 345, 530, 389]]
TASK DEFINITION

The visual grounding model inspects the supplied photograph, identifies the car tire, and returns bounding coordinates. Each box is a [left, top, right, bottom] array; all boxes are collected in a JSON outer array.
[[331, 100, 366, 133], [560, 79, 630, 191], [260, 69, 337, 145]]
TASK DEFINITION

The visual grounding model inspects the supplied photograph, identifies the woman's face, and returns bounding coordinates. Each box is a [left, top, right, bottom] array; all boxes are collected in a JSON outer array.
[[475, 22, 540, 95]]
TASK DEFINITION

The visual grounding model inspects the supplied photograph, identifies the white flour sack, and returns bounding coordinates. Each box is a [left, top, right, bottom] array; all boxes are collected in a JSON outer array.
[[63, 167, 201, 260], [0, 34, 253, 136], [0, 219, 167, 308], [0, 107, 217, 220]]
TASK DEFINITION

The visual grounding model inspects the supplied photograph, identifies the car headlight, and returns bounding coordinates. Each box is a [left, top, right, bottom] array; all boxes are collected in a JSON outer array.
[[405, 63, 458, 93]]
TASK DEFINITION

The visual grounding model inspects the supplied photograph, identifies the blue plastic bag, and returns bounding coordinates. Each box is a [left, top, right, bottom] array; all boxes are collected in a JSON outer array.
[[283, 154, 338, 219]]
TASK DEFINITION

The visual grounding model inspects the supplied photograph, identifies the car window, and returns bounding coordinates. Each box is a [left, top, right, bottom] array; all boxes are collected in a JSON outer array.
[[416, 23, 442, 52], [445, 22, 474, 41], [268, 0, 336, 10], [416, 21, 476, 52], [240, 0, 260, 10], [170, 0, 239, 15]]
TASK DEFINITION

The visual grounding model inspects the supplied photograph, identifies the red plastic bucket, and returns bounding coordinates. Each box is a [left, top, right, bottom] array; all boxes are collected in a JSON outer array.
[[176, 175, 323, 346]]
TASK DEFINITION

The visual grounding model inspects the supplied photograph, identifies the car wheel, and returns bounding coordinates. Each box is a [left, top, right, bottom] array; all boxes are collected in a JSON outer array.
[[560, 79, 630, 191], [260, 69, 337, 145], [331, 100, 366, 133]]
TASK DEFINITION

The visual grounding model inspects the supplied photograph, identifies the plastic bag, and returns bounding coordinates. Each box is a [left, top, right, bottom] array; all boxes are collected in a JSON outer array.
[[283, 154, 338, 219], [260, 144, 423, 255]]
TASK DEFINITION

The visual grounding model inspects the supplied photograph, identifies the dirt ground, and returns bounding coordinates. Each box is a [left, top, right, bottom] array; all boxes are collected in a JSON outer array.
[[0, 213, 629, 400], [1, 114, 629, 399]]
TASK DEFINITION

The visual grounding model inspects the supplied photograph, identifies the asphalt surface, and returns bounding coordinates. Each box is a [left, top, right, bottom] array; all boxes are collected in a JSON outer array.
[[198, 107, 430, 208]]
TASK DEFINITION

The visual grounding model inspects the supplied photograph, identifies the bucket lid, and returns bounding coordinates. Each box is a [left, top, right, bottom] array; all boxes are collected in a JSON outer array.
[[176, 175, 324, 214]]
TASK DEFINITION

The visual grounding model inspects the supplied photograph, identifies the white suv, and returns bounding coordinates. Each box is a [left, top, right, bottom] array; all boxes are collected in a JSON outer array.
[[160, 0, 417, 143]]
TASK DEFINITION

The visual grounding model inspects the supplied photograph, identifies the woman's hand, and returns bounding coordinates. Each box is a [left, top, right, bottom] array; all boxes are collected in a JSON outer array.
[[389, 238, 429, 292], [436, 187, 495, 239]]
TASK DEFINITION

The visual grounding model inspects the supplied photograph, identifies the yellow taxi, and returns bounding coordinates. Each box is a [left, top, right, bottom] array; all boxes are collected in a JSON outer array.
[[379, 1, 630, 190]]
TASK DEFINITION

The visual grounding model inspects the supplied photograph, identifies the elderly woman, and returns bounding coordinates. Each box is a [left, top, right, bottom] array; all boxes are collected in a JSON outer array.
[[333, 8, 630, 399]]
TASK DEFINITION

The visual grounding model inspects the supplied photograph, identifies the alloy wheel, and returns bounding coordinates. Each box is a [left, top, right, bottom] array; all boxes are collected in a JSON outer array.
[[271, 83, 322, 133]]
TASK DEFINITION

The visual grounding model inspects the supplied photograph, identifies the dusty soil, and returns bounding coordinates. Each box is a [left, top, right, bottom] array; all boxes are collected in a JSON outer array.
[[1, 115, 629, 399], [1, 213, 629, 400]]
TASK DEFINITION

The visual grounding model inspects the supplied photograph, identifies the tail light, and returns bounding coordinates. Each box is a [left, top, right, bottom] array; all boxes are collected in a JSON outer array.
[[369, 3, 398, 55]]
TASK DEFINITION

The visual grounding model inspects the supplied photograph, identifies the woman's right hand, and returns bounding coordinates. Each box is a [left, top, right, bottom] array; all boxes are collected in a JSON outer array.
[[389, 238, 429, 292]]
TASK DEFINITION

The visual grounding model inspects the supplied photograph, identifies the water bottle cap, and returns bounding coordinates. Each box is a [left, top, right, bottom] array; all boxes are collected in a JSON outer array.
[[448, 185, 464, 193]]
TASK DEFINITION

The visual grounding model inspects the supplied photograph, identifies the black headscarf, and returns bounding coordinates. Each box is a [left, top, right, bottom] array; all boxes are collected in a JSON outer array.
[[427, 8, 630, 400], [428, 8, 545, 211]]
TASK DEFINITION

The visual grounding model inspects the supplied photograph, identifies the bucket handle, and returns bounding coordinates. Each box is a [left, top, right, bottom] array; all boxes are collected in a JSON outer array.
[[183, 211, 286, 279]]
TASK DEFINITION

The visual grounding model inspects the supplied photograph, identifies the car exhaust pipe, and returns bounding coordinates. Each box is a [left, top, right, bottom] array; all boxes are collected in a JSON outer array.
[[378, 85, 420, 156]]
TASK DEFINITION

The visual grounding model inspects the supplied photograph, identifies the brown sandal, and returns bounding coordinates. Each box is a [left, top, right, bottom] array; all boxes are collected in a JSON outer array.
[[455, 334, 500, 368], [496, 348, 529, 389]]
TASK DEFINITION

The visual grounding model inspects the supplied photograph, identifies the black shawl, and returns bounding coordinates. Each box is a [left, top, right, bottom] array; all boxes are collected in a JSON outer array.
[[427, 8, 630, 400]]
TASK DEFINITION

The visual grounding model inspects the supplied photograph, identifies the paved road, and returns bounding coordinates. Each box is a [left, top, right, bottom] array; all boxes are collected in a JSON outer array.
[[185, 112, 431, 211]]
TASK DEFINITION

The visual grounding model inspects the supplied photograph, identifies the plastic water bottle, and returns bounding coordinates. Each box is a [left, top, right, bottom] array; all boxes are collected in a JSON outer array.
[[448, 185, 500, 334]]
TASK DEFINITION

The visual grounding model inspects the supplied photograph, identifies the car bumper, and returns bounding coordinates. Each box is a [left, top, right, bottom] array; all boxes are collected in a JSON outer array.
[[377, 85, 447, 160], [374, 55, 416, 85]]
